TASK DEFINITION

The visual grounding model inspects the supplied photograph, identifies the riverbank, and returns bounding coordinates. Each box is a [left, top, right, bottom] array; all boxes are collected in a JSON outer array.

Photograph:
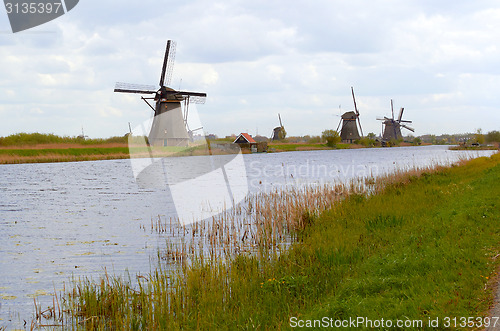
[[0, 141, 423, 164], [0, 144, 131, 164], [449, 143, 499, 151], [49, 152, 500, 329]]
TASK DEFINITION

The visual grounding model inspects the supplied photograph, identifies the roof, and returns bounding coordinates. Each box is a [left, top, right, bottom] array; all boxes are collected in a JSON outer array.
[[341, 111, 358, 119], [234, 132, 256, 144]]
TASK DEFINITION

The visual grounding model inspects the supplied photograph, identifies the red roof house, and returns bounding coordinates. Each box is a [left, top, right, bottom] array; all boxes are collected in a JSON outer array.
[[233, 133, 256, 144]]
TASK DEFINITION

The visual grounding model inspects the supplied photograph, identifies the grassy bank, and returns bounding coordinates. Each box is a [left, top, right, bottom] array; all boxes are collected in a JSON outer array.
[[0, 146, 131, 164], [0, 133, 134, 164], [0, 132, 128, 146], [449, 144, 498, 151], [48, 152, 500, 330]]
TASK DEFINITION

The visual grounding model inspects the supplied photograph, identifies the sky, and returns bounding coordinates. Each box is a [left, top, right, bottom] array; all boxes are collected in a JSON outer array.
[[1, 0, 499, 139]]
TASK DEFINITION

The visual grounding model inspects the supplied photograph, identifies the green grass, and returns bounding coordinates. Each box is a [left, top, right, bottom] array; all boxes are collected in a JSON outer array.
[[60, 153, 500, 330], [0, 147, 130, 157], [0, 132, 129, 146]]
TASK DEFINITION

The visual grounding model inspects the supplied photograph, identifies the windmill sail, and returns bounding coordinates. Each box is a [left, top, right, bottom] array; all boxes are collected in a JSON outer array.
[[114, 40, 206, 147], [114, 82, 156, 94]]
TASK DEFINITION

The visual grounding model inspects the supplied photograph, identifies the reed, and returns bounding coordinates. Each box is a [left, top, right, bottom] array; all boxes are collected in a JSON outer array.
[[36, 152, 500, 329]]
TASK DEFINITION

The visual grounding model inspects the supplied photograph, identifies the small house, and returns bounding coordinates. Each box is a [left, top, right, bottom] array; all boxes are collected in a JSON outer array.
[[233, 133, 256, 144], [233, 133, 267, 153]]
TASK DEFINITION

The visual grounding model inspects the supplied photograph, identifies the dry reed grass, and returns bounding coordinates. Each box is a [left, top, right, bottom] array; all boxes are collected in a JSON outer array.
[[0, 153, 131, 164], [145, 159, 460, 267]]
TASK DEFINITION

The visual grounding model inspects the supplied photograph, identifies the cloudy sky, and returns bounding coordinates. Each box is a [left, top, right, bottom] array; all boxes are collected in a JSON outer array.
[[1, 0, 499, 139]]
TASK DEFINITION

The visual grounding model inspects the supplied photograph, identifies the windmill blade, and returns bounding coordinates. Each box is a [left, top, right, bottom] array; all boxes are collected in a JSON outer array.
[[114, 82, 156, 94], [397, 107, 404, 122], [401, 124, 415, 132], [278, 113, 283, 127], [172, 91, 207, 104], [376, 117, 386, 121], [336, 117, 342, 132], [399, 120, 412, 123], [357, 116, 363, 137], [188, 96, 206, 104], [173, 91, 206, 97], [159, 40, 176, 87], [391, 99, 394, 120], [351, 86, 359, 116]]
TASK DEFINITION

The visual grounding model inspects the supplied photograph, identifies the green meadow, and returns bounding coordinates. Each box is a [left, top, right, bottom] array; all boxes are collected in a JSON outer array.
[[0, 133, 129, 146], [38, 153, 500, 330]]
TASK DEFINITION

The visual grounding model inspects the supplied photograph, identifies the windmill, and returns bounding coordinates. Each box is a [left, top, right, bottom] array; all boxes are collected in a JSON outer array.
[[377, 99, 414, 142], [271, 113, 286, 141], [336, 87, 363, 143], [114, 40, 206, 147]]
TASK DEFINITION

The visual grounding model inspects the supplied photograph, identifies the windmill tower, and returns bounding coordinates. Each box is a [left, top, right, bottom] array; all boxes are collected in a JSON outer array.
[[337, 87, 363, 143], [377, 99, 414, 141], [114, 40, 206, 147], [271, 113, 286, 141]]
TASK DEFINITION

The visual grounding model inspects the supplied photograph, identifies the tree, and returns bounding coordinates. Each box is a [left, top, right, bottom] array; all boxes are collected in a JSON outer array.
[[367, 132, 376, 140], [474, 128, 485, 145], [486, 130, 500, 143], [307, 135, 321, 143], [322, 130, 341, 147]]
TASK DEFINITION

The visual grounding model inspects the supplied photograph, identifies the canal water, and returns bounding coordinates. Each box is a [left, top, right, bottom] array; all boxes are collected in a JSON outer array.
[[0, 146, 495, 327]]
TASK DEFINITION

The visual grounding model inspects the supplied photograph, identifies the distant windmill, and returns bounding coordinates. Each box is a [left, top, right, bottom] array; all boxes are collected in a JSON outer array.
[[114, 40, 206, 147], [377, 99, 414, 141], [77, 126, 88, 140], [336, 87, 363, 143], [271, 113, 286, 141]]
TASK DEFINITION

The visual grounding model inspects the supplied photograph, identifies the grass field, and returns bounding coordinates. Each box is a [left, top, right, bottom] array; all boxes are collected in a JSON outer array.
[[0, 133, 133, 164], [39, 152, 500, 330], [0, 145, 131, 164]]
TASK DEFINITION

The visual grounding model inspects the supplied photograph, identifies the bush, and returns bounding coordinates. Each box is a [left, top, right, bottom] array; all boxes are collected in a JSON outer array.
[[321, 130, 341, 147], [357, 137, 376, 147], [306, 136, 322, 144], [474, 129, 485, 145]]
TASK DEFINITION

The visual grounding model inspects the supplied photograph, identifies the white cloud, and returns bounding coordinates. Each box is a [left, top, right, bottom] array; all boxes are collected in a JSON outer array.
[[0, 0, 499, 138]]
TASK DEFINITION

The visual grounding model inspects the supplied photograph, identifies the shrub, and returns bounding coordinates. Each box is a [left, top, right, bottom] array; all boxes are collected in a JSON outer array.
[[321, 130, 341, 147]]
